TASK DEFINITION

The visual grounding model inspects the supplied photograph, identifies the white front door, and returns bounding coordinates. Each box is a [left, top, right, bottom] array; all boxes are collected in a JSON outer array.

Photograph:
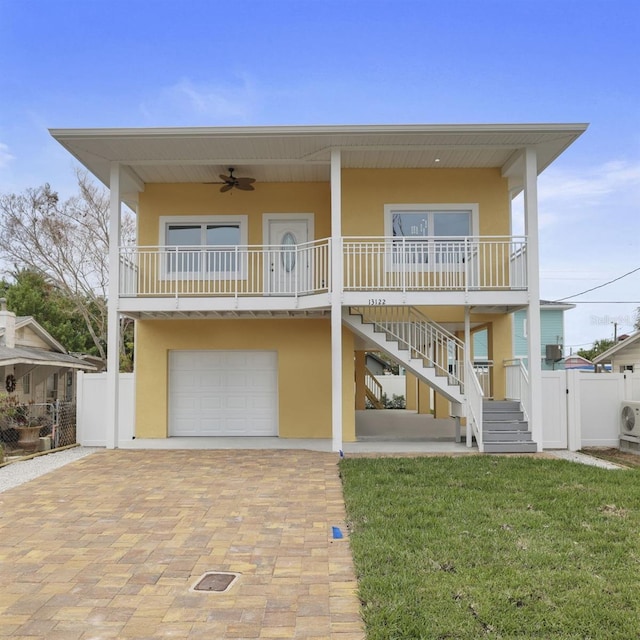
[[267, 217, 311, 294]]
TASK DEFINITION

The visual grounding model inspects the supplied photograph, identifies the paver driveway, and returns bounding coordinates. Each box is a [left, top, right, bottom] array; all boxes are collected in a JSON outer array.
[[0, 449, 364, 639]]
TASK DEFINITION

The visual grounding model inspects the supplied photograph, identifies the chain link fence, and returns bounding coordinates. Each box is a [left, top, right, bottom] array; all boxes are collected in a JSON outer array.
[[0, 401, 77, 461]]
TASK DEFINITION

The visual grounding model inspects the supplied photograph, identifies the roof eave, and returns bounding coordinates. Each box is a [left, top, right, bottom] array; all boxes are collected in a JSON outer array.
[[593, 332, 640, 364]]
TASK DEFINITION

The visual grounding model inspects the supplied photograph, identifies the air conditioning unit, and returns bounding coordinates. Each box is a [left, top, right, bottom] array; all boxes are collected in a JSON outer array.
[[620, 402, 640, 438], [545, 344, 563, 362]]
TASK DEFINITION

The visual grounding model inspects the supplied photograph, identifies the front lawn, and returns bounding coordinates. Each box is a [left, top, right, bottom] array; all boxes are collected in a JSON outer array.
[[340, 456, 640, 639]]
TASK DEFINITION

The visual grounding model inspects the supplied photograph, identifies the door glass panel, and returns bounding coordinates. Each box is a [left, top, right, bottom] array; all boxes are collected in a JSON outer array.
[[433, 212, 470, 236], [166, 225, 201, 272], [433, 212, 470, 263], [206, 225, 241, 272], [391, 212, 429, 237], [391, 212, 429, 264], [206, 225, 240, 245], [280, 232, 296, 273]]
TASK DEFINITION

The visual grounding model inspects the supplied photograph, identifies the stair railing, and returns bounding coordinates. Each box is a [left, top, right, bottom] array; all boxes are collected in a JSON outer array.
[[504, 358, 530, 421], [364, 366, 384, 409], [353, 306, 465, 392], [464, 359, 484, 452]]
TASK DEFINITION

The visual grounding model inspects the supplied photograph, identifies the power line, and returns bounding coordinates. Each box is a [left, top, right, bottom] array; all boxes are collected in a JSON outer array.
[[553, 266, 640, 302]]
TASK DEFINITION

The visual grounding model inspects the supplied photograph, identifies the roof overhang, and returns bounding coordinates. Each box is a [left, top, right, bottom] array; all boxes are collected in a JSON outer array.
[[49, 123, 588, 205], [0, 345, 98, 370], [14, 316, 67, 354], [593, 331, 640, 364]]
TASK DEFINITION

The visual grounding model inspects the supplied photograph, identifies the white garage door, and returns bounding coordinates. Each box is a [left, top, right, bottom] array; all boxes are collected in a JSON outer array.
[[169, 351, 278, 436]]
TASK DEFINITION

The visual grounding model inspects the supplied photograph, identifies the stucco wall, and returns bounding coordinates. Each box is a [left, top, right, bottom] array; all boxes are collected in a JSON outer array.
[[135, 318, 355, 441], [138, 182, 331, 245]]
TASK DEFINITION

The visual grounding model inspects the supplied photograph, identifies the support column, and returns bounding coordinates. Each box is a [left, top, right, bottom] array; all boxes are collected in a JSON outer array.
[[106, 163, 122, 449], [405, 371, 417, 411], [330, 149, 343, 452], [355, 351, 366, 410], [524, 147, 543, 451], [464, 307, 472, 445]]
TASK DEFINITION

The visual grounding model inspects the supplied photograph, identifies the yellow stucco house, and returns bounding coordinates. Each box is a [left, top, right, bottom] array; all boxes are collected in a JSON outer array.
[[51, 123, 587, 452]]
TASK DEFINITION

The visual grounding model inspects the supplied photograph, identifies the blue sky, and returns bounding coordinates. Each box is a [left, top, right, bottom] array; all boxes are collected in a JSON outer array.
[[1, 0, 639, 352]]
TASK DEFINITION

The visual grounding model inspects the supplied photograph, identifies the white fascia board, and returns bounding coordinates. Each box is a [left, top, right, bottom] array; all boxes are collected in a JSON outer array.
[[49, 122, 590, 140]]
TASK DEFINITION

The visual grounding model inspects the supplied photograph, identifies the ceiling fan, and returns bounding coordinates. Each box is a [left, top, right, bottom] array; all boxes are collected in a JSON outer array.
[[218, 167, 255, 192]]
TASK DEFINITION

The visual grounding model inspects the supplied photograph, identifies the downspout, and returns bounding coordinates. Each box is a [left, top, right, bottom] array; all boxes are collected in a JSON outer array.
[[106, 163, 122, 449], [330, 149, 343, 453], [523, 148, 543, 452]]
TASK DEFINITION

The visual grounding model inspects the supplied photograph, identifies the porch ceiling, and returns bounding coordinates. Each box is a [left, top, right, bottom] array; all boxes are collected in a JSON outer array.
[[50, 123, 587, 202]]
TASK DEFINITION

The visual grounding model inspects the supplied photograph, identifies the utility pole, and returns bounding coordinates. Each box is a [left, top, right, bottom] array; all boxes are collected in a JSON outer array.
[[613, 322, 618, 341]]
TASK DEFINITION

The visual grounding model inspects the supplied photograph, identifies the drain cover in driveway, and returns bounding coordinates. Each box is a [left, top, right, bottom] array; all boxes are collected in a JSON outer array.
[[191, 571, 240, 593]]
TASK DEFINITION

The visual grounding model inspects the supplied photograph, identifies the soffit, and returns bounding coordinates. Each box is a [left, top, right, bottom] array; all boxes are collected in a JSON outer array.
[[50, 123, 588, 194]]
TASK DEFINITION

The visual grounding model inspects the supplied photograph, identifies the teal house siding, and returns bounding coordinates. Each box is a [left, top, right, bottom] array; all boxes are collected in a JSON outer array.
[[513, 306, 569, 370], [473, 329, 488, 361], [473, 302, 573, 370]]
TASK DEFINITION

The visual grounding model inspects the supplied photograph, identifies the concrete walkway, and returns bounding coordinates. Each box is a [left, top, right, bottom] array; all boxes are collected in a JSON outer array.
[[0, 450, 364, 639]]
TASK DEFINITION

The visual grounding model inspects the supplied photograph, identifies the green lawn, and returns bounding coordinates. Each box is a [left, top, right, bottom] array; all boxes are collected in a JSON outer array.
[[339, 456, 640, 640]]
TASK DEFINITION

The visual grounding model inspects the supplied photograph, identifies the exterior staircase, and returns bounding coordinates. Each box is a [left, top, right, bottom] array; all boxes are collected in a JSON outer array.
[[343, 307, 465, 405], [482, 400, 537, 453]]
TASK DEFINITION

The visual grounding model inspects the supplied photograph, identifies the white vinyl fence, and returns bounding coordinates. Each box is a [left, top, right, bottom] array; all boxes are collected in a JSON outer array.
[[542, 370, 636, 450], [75, 370, 640, 451], [76, 372, 135, 446], [375, 374, 407, 400]]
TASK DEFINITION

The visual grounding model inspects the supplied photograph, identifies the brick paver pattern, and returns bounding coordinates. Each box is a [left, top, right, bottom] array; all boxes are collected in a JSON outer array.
[[0, 449, 365, 639]]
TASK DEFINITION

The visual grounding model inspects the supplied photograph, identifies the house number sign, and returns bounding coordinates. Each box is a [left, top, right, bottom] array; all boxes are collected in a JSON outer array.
[[368, 299, 386, 305]]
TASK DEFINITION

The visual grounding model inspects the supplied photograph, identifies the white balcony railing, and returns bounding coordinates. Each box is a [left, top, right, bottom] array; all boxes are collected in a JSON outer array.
[[120, 240, 331, 297], [343, 236, 527, 292], [119, 236, 527, 298]]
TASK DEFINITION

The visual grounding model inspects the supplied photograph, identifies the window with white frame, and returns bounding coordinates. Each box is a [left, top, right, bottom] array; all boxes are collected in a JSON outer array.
[[66, 371, 73, 401], [384, 204, 478, 268], [22, 372, 31, 395], [160, 215, 248, 278]]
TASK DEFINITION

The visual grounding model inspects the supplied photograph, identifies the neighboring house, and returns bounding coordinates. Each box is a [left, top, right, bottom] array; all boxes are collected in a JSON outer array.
[[563, 354, 595, 370], [475, 300, 574, 370], [0, 298, 97, 404], [593, 332, 640, 373], [51, 122, 587, 452]]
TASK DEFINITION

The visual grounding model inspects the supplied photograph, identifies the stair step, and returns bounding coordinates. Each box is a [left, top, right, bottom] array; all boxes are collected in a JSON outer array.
[[483, 421, 529, 432], [483, 441, 538, 453], [483, 430, 533, 442], [483, 411, 524, 421], [483, 400, 521, 410]]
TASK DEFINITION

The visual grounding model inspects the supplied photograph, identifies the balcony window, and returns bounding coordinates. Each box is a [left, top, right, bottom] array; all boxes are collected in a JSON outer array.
[[160, 215, 247, 279], [385, 204, 478, 268]]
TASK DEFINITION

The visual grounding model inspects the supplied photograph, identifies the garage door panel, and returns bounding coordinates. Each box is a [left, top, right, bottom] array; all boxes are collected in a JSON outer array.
[[227, 372, 249, 387], [200, 372, 224, 387], [201, 396, 223, 410], [252, 352, 276, 367], [169, 350, 278, 436]]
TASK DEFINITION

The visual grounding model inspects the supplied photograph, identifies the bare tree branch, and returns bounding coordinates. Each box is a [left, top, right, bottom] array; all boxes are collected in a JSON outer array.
[[0, 171, 135, 363]]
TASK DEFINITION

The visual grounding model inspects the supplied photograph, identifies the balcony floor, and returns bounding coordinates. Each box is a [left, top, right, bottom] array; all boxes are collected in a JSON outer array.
[[119, 289, 528, 319]]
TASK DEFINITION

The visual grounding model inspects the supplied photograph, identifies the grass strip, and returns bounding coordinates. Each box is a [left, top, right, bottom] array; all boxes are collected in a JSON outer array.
[[340, 456, 640, 639]]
